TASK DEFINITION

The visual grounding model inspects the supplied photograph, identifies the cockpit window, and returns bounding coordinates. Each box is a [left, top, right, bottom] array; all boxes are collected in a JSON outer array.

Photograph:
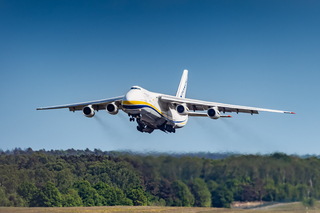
[[131, 87, 141, 90]]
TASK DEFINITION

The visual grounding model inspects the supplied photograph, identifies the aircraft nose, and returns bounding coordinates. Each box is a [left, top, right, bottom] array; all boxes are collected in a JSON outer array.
[[124, 88, 144, 103]]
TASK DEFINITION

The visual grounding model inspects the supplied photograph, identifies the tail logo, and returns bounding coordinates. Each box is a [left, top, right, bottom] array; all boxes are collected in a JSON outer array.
[[180, 82, 187, 98]]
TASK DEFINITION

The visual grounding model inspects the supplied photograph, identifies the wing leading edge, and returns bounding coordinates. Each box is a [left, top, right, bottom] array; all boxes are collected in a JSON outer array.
[[37, 96, 124, 111], [160, 95, 295, 115]]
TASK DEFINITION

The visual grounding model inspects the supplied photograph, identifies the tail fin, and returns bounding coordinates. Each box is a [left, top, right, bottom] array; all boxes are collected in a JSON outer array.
[[176, 69, 188, 98]]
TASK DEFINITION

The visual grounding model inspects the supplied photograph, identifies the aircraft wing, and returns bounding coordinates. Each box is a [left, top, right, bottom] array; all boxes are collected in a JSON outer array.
[[37, 96, 124, 111], [160, 95, 295, 115]]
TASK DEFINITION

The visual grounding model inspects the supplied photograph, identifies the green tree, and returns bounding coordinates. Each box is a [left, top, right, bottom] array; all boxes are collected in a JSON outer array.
[[36, 181, 62, 207], [211, 186, 233, 208], [0, 186, 11, 206], [127, 187, 147, 206], [6, 193, 26, 207], [263, 179, 277, 201], [254, 178, 266, 201], [94, 181, 132, 206], [171, 180, 194, 207], [302, 197, 316, 207], [73, 180, 103, 206], [166, 197, 173, 206], [144, 192, 166, 206], [207, 180, 218, 192], [55, 169, 74, 193], [61, 189, 83, 207], [173, 198, 182, 206], [17, 181, 37, 206], [189, 178, 211, 207], [297, 184, 308, 200], [225, 178, 242, 200], [282, 183, 293, 201]]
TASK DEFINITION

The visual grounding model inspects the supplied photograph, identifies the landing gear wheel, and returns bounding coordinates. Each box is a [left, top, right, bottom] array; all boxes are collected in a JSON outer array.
[[137, 126, 143, 132]]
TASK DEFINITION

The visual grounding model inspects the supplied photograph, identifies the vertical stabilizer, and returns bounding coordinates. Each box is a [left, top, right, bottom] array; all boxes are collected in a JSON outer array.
[[176, 69, 188, 98]]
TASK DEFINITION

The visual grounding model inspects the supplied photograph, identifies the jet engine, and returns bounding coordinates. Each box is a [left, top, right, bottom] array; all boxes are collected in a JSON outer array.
[[106, 102, 119, 115], [82, 105, 95, 118], [207, 107, 220, 119], [176, 104, 188, 115]]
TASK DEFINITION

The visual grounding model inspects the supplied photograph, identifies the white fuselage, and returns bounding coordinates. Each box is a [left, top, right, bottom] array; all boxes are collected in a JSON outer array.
[[122, 86, 188, 129]]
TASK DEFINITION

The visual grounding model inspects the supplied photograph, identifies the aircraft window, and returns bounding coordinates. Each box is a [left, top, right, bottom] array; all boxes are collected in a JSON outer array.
[[131, 87, 141, 90]]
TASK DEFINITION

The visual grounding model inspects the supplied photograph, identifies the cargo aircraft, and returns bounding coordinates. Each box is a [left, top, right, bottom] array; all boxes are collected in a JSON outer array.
[[37, 70, 295, 133]]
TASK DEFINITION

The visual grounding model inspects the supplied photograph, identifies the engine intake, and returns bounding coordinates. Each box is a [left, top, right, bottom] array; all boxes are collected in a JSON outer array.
[[106, 102, 119, 115], [82, 105, 95, 118], [176, 104, 188, 115], [207, 107, 220, 119]]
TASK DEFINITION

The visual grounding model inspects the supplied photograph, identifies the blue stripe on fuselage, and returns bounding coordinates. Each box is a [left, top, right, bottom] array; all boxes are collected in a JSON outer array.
[[123, 104, 186, 124]]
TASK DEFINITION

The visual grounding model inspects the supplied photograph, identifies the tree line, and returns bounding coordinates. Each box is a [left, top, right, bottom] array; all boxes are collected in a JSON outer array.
[[1, 149, 320, 208], [0, 147, 235, 160]]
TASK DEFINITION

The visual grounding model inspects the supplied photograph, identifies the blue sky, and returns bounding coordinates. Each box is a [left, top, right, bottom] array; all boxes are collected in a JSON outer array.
[[1, 0, 319, 154]]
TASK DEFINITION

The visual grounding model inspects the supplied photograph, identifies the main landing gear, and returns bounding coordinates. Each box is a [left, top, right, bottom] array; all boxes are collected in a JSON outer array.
[[158, 122, 176, 133], [136, 118, 154, 134], [128, 113, 154, 133], [165, 124, 176, 133]]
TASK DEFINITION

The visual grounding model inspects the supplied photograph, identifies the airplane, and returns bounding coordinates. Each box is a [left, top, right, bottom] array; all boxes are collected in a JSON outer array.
[[37, 70, 295, 133]]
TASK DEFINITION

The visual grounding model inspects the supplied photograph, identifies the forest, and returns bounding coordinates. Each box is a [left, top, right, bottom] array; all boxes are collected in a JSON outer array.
[[0, 148, 319, 208]]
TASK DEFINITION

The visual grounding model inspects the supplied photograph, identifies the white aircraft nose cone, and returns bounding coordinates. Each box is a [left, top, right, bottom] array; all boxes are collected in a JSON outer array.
[[123, 87, 145, 104]]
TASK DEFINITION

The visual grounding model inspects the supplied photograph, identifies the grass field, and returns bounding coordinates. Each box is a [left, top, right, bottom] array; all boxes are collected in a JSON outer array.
[[0, 202, 319, 213]]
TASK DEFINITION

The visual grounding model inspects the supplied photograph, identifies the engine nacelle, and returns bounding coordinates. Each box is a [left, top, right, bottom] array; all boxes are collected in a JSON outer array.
[[82, 105, 95, 118], [106, 102, 119, 115], [207, 107, 220, 119], [176, 104, 188, 115]]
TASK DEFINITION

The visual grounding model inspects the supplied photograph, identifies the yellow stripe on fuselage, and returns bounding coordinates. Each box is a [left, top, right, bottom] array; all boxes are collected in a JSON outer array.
[[122, 100, 187, 125], [122, 100, 166, 115]]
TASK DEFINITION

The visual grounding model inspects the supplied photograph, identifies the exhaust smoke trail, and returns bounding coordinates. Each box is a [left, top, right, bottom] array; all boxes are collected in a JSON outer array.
[[94, 115, 124, 142], [190, 117, 230, 152], [118, 111, 135, 128], [220, 118, 275, 153]]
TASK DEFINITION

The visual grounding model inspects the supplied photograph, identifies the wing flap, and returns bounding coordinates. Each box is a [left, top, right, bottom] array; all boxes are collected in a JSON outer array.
[[37, 96, 124, 111], [160, 95, 293, 114], [188, 111, 232, 117], [188, 112, 208, 117]]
